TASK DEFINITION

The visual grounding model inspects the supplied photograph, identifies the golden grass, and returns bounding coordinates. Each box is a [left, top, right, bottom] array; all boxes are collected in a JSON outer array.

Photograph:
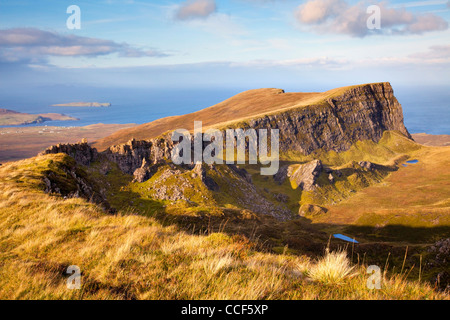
[[318, 145, 450, 226], [0, 154, 447, 300], [307, 249, 358, 285]]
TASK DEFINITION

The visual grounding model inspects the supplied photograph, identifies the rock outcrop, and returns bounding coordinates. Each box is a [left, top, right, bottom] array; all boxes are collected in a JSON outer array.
[[359, 161, 376, 170], [40, 83, 411, 181], [150, 167, 191, 202], [133, 158, 156, 183], [288, 160, 323, 191], [358, 160, 391, 172], [39, 140, 97, 166], [192, 163, 220, 191], [42, 156, 113, 213], [247, 83, 411, 154], [105, 137, 173, 175], [273, 165, 289, 184], [299, 204, 328, 217], [35, 82, 413, 220], [228, 164, 252, 184], [328, 173, 335, 184]]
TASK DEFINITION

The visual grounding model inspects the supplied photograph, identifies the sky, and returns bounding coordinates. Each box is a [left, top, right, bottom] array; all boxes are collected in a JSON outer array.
[[0, 0, 449, 95]]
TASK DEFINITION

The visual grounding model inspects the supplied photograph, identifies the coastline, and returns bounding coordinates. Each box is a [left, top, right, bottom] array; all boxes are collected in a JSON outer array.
[[0, 123, 136, 163], [51, 102, 111, 107], [411, 133, 450, 147]]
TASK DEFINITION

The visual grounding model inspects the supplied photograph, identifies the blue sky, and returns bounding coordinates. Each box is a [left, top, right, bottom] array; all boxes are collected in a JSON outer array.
[[0, 0, 449, 93]]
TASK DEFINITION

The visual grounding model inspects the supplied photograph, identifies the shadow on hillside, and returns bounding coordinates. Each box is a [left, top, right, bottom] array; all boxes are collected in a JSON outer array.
[[344, 224, 450, 244], [111, 186, 449, 289], [125, 195, 449, 251]]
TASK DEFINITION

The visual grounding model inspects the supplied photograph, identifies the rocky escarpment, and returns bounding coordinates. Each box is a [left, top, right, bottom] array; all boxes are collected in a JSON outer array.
[[140, 162, 291, 219], [40, 154, 113, 212], [39, 139, 97, 166], [105, 137, 173, 175], [37, 82, 412, 219], [243, 83, 411, 155], [274, 159, 388, 190], [40, 83, 411, 179]]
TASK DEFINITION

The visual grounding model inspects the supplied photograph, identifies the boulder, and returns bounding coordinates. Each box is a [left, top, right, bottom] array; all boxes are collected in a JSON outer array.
[[328, 173, 335, 184], [133, 158, 155, 183], [288, 159, 323, 191], [298, 204, 328, 217], [359, 161, 375, 170], [273, 165, 289, 184]]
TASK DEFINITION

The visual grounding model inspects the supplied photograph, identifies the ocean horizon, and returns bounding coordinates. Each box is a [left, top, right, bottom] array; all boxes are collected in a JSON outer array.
[[1, 85, 449, 135]]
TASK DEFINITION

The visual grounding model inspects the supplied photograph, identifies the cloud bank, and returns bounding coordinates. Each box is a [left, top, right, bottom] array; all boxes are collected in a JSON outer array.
[[409, 44, 450, 61], [0, 28, 169, 64], [295, 0, 448, 37]]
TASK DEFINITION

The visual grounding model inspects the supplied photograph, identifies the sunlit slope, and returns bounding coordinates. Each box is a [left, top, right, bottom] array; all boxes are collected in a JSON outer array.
[[93, 82, 400, 151], [314, 144, 450, 230], [0, 154, 446, 299], [93, 88, 319, 150]]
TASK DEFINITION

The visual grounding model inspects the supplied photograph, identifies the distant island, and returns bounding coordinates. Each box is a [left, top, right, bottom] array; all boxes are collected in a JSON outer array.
[[0, 108, 78, 126], [51, 102, 111, 107]]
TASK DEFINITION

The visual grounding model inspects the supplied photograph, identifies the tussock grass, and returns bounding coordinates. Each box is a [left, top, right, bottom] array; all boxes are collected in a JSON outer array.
[[307, 249, 358, 285]]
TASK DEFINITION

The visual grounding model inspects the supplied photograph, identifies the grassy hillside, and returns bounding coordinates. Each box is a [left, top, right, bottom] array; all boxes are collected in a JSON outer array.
[[92, 82, 393, 151], [319, 143, 450, 242], [0, 154, 447, 299]]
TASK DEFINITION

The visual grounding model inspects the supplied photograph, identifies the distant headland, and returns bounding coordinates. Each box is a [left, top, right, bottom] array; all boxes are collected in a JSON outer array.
[[0, 108, 78, 126], [51, 102, 111, 107]]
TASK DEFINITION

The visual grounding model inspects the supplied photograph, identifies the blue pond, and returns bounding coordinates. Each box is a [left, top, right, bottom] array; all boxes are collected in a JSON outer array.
[[403, 159, 419, 167], [333, 234, 359, 243]]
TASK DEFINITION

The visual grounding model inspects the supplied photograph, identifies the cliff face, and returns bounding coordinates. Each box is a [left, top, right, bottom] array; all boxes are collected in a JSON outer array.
[[245, 83, 411, 154], [35, 82, 415, 221], [39, 83, 411, 179], [104, 137, 174, 175], [39, 140, 97, 166]]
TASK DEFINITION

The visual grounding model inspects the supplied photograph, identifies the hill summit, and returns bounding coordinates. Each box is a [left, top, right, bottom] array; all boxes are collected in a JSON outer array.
[[93, 82, 411, 152]]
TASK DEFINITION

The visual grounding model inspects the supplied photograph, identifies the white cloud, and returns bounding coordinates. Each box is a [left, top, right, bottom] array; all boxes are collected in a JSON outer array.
[[230, 56, 350, 70], [390, 0, 449, 8], [406, 13, 448, 33], [175, 0, 217, 20], [181, 13, 248, 38], [296, 0, 348, 24], [0, 28, 169, 64], [295, 0, 448, 37], [409, 44, 450, 60]]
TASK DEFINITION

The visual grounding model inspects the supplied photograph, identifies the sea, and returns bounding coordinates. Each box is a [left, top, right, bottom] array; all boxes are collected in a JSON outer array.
[[0, 85, 449, 135]]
